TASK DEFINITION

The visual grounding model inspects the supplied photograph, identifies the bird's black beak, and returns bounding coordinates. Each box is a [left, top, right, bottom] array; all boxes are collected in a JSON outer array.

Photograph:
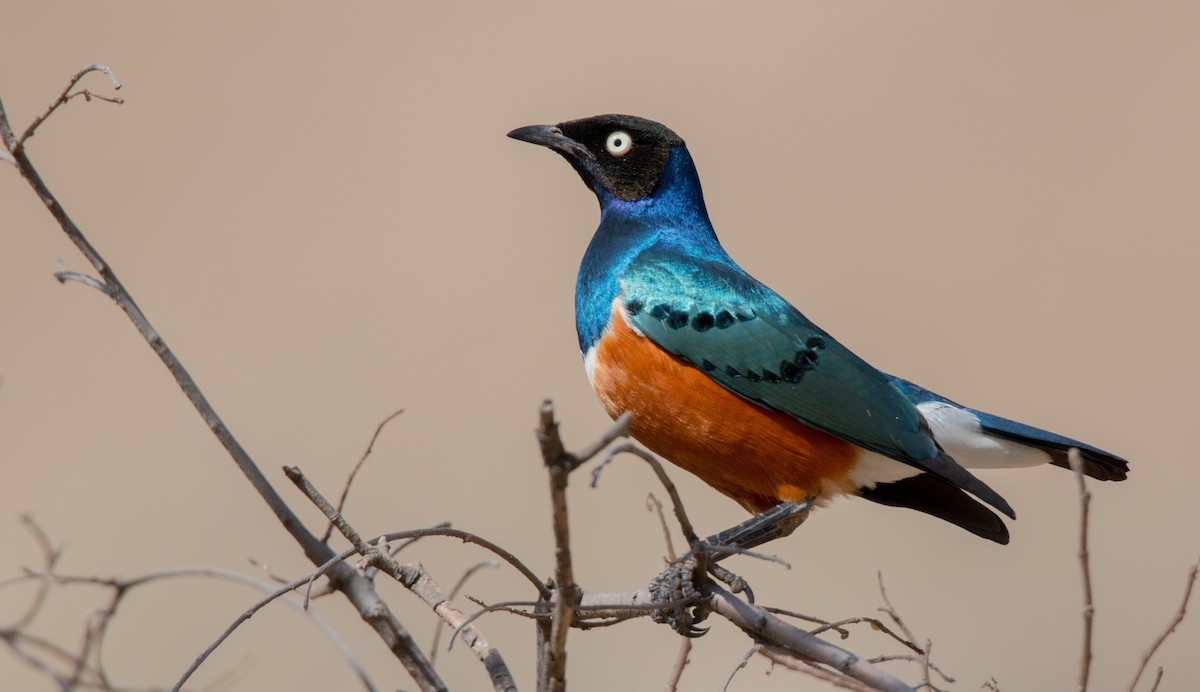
[[507, 124, 593, 162]]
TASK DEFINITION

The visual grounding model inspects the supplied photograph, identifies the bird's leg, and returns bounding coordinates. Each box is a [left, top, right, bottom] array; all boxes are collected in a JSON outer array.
[[705, 498, 815, 555], [648, 498, 815, 635]]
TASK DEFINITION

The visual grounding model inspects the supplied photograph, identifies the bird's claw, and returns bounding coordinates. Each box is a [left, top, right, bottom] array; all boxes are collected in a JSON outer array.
[[707, 562, 755, 603]]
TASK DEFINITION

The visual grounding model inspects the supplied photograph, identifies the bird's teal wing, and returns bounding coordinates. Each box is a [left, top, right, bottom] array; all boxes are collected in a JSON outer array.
[[620, 249, 1013, 516]]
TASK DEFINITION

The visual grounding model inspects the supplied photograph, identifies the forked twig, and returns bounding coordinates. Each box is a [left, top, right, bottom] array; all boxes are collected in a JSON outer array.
[[876, 571, 918, 646], [1126, 560, 1199, 692], [14, 64, 123, 152]]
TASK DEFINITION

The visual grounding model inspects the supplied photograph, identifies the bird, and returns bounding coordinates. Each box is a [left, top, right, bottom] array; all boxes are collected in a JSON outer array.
[[508, 114, 1128, 545]]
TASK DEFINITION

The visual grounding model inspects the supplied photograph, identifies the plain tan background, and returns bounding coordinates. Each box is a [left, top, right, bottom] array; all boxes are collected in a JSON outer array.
[[3, 2, 1198, 690]]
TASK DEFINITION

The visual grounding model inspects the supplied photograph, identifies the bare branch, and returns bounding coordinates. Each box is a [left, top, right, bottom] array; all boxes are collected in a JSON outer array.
[[283, 466, 517, 691], [8, 546, 377, 692], [706, 583, 916, 692], [431, 560, 499, 663], [0, 76, 447, 691], [537, 401, 578, 692], [397, 562, 517, 692], [921, 639, 935, 692], [1, 633, 73, 691], [1126, 560, 1199, 692], [573, 584, 916, 689], [321, 408, 405, 543], [375, 528, 546, 595], [1069, 449, 1094, 692]]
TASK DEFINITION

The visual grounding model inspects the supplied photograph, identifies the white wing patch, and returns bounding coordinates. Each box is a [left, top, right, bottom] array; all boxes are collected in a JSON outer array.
[[847, 401, 1053, 489], [918, 402, 1052, 470]]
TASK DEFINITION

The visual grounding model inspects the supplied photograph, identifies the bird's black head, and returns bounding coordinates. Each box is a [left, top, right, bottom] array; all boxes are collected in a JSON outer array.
[[508, 114, 684, 202]]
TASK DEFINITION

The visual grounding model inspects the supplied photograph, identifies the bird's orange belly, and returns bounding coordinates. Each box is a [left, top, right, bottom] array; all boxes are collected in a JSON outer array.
[[586, 304, 862, 513]]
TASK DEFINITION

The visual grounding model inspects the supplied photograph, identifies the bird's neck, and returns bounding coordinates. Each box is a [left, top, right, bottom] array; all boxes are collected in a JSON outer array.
[[597, 145, 712, 233], [575, 146, 725, 352]]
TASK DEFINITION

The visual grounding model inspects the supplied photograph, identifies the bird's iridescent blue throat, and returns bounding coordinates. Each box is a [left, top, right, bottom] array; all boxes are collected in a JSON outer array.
[[575, 144, 727, 351]]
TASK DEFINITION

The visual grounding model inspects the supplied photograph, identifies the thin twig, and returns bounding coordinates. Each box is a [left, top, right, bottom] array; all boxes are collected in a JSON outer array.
[[565, 410, 633, 472], [664, 636, 692, 692], [1147, 667, 1164, 692], [877, 571, 918, 645], [869, 655, 955, 684], [10, 559, 376, 691], [5, 516, 61, 632], [1126, 560, 1199, 692], [53, 270, 110, 294], [321, 408, 405, 543], [719, 646, 756, 692], [453, 600, 549, 641], [1069, 449, 1094, 692], [175, 553, 357, 691], [763, 607, 849, 637], [646, 493, 679, 562], [593, 441, 699, 544], [759, 644, 879, 692], [1, 634, 74, 690], [921, 639, 934, 691], [14, 64, 123, 152]]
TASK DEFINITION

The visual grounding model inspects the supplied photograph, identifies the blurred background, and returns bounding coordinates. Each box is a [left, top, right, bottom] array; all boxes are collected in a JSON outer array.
[[2, 2, 1198, 690]]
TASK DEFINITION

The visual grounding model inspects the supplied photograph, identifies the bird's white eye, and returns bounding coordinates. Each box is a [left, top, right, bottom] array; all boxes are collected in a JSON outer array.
[[606, 131, 633, 156]]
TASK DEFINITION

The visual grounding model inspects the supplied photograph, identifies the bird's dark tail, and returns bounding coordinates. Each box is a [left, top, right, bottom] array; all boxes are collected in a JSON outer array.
[[859, 473, 1010, 544]]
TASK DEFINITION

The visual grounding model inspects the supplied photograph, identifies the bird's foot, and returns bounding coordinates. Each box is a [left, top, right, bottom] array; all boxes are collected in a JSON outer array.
[[648, 551, 711, 637], [648, 498, 815, 636]]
